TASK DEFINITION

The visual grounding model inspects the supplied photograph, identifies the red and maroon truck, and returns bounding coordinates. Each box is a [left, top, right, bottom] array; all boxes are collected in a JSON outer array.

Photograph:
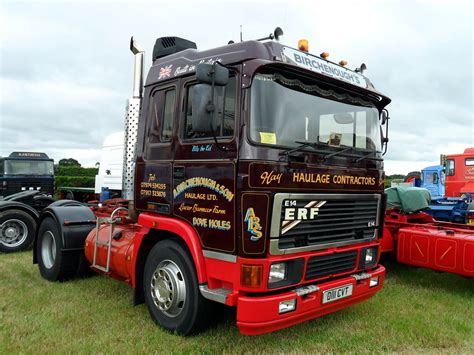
[[34, 28, 392, 335]]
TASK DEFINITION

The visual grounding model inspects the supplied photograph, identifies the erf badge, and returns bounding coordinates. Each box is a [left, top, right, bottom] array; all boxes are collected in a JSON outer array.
[[244, 208, 263, 241]]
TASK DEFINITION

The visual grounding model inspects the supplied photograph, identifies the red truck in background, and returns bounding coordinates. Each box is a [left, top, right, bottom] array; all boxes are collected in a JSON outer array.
[[444, 147, 474, 197], [381, 187, 474, 278]]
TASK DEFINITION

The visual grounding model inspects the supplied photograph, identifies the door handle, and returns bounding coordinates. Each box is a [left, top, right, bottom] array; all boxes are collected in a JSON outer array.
[[173, 166, 185, 181]]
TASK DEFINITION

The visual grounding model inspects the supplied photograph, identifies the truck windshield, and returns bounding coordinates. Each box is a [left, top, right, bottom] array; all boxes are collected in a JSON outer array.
[[4, 160, 54, 175], [250, 73, 381, 152]]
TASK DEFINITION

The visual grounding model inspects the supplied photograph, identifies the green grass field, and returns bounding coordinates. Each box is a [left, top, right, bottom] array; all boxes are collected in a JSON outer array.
[[1, 251, 473, 353]]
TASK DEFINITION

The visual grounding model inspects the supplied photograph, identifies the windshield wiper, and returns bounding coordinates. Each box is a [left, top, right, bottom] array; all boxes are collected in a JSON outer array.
[[323, 147, 353, 160], [356, 151, 376, 162], [279, 141, 320, 157]]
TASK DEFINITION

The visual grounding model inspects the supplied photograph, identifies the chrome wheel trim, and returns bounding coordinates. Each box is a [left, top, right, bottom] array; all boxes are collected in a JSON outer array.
[[0, 219, 28, 248], [150, 259, 186, 317], [41, 231, 56, 269]]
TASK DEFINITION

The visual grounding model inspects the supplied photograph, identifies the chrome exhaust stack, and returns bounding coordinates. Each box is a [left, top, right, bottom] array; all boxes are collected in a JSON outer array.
[[122, 37, 144, 207]]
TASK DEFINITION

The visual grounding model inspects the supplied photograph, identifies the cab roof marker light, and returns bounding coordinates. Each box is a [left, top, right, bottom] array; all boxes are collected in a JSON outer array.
[[320, 52, 330, 59], [339, 60, 348, 67], [298, 39, 309, 52]]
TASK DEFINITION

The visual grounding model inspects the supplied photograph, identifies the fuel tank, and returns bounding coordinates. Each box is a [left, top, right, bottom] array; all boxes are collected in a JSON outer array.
[[397, 226, 474, 277], [84, 223, 143, 283]]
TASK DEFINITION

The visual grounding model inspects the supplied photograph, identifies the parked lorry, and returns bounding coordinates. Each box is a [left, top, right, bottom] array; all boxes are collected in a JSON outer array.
[[94, 131, 124, 199], [402, 149, 474, 223], [56, 132, 124, 202], [0, 152, 54, 198], [33, 28, 391, 335], [381, 187, 474, 277], [444, 147, 474, 197], [0, 152, 55, 252]]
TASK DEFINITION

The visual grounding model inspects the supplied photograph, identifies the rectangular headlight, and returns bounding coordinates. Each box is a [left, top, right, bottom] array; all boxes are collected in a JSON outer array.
[[365, 248, 376, 264], [269, 262, 287, 284], [358, 246, 379, 270], [279, 299, 296, 314]]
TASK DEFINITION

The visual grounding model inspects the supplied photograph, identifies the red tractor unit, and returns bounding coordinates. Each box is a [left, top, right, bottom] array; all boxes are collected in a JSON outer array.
[[34, 29, 392, 335], [444, 147, 474, 198], [381, 187, 474, 277]]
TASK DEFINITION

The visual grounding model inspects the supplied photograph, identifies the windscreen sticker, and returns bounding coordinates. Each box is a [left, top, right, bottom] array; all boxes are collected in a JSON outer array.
[[259, 132, 277, 144], [328, 132, 342, 146]]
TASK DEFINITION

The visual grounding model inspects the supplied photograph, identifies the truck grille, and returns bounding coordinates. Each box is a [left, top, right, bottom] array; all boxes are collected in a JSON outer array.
[[305, 250, 358, 280], [270, 194, 380, 254], [2, 178, 54, 197]]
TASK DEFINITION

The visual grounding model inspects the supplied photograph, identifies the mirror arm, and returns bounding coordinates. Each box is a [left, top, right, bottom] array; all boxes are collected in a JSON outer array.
[[207, 63, 229, 152], [381, 109, 390, 156]]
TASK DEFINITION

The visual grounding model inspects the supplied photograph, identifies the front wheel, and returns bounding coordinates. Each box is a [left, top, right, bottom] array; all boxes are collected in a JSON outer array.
[[143, 239, 215, 335], [0, 209, 36, 253]]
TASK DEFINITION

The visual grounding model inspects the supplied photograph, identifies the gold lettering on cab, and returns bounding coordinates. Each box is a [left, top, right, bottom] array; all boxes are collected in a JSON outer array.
[[139, 173, 168, 198], [260, 171, 283, 185]]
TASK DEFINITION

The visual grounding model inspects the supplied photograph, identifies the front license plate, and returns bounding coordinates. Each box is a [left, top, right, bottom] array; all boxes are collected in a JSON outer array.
[[322, 284, 353, 304]]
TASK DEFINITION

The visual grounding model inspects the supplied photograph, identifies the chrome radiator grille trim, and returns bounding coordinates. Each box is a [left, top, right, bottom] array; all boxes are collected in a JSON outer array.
[[269, 193, 381, 255]]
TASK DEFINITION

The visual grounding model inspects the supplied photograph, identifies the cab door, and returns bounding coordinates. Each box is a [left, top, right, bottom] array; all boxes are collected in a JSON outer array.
[[172, 74, 239, 253], [135, 82, 178, 214]]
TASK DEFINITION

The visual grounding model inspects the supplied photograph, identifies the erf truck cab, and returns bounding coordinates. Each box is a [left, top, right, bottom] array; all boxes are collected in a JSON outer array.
[[0, 152, 54, 198], [34, 29, 391, 335]]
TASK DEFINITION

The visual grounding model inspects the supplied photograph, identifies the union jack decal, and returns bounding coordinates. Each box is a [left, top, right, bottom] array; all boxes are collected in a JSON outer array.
[[158, 65, 173, 79]]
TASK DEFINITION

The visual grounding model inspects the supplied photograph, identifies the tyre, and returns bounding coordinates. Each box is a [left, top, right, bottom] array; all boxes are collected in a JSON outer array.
[[143, 239, 215, 335], [405, 171, 421, 185], [0, 209, 36, 253], [36, 217, 83, 281]]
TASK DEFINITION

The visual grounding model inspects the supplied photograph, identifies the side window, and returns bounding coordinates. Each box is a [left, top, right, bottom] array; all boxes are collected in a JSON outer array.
[[184, 76, 236, 140], [162, 90, 176, 141], [147, 88, 176, 144], [446, 159, 455, 176]]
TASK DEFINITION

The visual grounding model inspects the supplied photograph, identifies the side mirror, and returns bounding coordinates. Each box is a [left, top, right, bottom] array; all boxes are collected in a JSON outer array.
[[196, 63, 229, 86], [191, 62, 229, 134], [381, 110, 388, 125], [191, 84, 224, 133], [380, 109, 390, 155]]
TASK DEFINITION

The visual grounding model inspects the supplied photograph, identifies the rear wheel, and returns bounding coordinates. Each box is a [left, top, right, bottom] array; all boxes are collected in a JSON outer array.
[[0, 209, 36, 253], [143, 239, 215, 335], [405, 171, 421, 185], [37, 217, 84, 281]]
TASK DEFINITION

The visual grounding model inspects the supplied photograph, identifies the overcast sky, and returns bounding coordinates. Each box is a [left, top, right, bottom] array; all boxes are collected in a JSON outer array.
[[0, 0, 472, 174]]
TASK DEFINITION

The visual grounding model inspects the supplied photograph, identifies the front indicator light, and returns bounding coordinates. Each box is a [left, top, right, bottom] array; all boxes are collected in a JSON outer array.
[[369, 276, 379, 287], [241, 264, 263, 288], [269, 262, 287, 284], [279, 299, 296, 314]]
